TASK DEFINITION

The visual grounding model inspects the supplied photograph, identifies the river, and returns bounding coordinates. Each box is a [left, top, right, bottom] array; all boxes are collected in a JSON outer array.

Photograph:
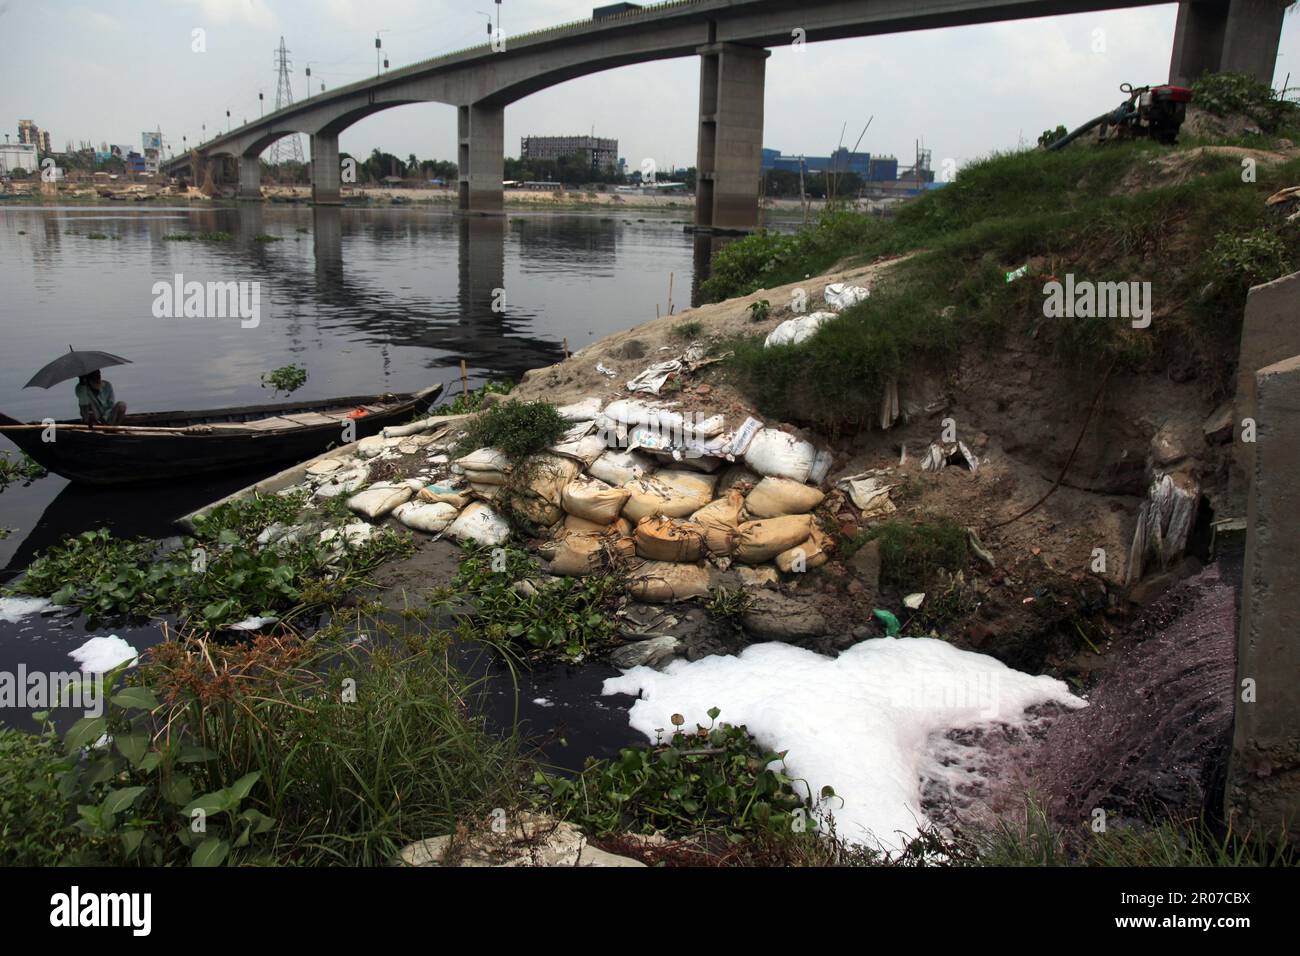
[[0, 202, 751, 759]]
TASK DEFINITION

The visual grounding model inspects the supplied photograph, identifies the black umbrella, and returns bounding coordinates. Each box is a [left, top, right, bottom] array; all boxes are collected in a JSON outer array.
[[24, 347, 132, 389]]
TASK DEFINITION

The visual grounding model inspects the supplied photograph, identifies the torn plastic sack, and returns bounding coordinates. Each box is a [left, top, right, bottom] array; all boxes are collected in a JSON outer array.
[[838, 472, 897, 518], [920, 441, 980, 473]]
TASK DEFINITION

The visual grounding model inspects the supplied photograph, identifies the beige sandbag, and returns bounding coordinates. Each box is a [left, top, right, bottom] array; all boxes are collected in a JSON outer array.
[[745, 477, 826, 518], [393, 500, 458, 534], [733, 514, 813, 564], [470, 482, 502, 500], [446, 502, 510, 546], [562, 475, 630, 524], [463, 468, 509, 487], [634, 516, 706, 563], [588, 450, 655, 486], [775, 525, 832, 572], [562, 514, 614, 536], [417, 485, 472, 509], [622, 469, 717, 522], [346, 482, 413, 520], [549, 533, 635, 577], [510, 455, 581, 527], [626, 560, 713, 603], [691, 490, 745, 555], [717, 464, 761, 494]]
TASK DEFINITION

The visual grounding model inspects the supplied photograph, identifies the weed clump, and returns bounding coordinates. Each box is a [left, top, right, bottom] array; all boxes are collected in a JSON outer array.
[[1191, 71, 1300, 133], [452, 398, 568, 460], [864, 516, 969, 588]]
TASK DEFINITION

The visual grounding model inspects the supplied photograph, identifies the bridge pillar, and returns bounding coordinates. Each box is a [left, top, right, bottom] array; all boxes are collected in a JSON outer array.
[[311, 133, 343, 206], [1170, 0, 1284, 87], [237, 155, 262, 201], [458, 103, 505, 216], [694, 43, 769, 234]]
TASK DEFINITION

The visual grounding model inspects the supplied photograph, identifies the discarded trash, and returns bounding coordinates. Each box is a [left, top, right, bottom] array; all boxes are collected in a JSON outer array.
[[920, 441, 980, 473], [1005, 264, 1029, 283], [873, 608, 901, 636], [624, 343, 714, 395], [595, 363, 617, 378], [229, 615, 279, 632], [838, 472, 897, 517], [824, 283, 870, 310], [903, 592, 925, 610], [763, 311, 836, 348]]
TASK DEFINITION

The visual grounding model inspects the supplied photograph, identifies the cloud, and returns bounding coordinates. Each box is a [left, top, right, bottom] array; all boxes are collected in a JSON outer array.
[[168, 0, 277, 29]]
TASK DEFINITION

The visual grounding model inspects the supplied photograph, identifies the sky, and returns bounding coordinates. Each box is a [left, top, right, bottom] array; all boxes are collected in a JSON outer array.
[[2, 0, 1299, 173]]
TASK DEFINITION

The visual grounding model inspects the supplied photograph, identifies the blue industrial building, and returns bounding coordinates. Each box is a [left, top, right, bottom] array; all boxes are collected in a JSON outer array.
[[761, 146, 898, 181]]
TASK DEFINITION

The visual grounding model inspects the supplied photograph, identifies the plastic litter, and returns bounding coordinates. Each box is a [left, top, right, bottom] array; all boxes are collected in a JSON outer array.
[[920, 441, 980, 473], [903, 592, 926, 610], [823, 283, 870, 310], [838, 472, 897, 517], [873, 608, 901, 636], [763, 311, 836, 348]]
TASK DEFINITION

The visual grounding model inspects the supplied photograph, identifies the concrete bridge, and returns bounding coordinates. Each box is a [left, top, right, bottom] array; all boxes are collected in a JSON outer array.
[[163, 0, 1286, 232]]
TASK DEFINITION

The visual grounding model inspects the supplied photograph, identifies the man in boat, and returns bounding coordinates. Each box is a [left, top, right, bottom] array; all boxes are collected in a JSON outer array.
[[75, 370, 127, 426]]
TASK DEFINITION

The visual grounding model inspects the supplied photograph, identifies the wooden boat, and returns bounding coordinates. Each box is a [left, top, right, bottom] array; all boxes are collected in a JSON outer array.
[[0, 383, 443, 486]]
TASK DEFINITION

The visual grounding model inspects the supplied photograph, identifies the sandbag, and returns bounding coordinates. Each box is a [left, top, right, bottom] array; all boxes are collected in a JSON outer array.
[[549, 533, 636, 577], [634, 516, 706, 563], [469, 483, 502, 500], [512, 455, 581, 526], [626, 560, 713, 603], [622, 469, 717, 522], [733, 514, 813, 564], [446, 502, 510, 546], [393, 500, 459, 534], [561, 514, 633, 537], [763, 311, 836, 348], [550, 432, 608, 466], [346, 482, 413, 520], [745, 477, 825, 518], [456, 447, 511, 485], [824, 283, 869, 310], [557, 397, 602, 422], [690, 490, 745, 555], [562, 475, 630, 524], [775, 525, 831, 572], [743, 429, 817, 483], [717, 464, 760, 495], [587, 449, 655, 486], [417, 485, 472, 509]]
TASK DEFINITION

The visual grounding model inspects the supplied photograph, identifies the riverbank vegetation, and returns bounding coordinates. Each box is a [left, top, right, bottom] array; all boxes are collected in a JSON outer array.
[[711, 75, 1300, 435], [0, 450, 46, 492]]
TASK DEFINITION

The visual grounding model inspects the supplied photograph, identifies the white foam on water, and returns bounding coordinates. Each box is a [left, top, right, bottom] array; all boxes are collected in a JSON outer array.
[[603, 638, 1086, 850], [0, 596, 51, 623], [68, 635, 140, 673]]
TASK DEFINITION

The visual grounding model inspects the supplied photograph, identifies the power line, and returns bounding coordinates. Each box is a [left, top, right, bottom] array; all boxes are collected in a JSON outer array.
[[269, 36, 305, 164]]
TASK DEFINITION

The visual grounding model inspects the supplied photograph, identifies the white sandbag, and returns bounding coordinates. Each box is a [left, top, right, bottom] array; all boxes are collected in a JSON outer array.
[[456, 446, 511, 473], [744, 477, 825, 518], [346, 483, 413, 520], [305, 458, 345, 477], [823, 283, 869, 311], [393, 501, 459, 534], [626, 561, 713, 603], [556, 397, 603, 422], [550, 432, 608, 466], [588, 449, 656, 486], [446, 502, 510, 546], [763, 311, 836, 348], [320, 521, 375, 548], [733, 515, 813, 564], [743, 428, 817, 483], [562, 475, 630, 524], [601, 400, 727, 441], [622, 469, 718, 523]]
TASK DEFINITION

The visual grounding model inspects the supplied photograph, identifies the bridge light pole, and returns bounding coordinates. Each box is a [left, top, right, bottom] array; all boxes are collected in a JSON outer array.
[[375, 31, 390, 77], [226, 109, 231, 132], [258, 91, 264, 117], [305, 64, 312, 100]]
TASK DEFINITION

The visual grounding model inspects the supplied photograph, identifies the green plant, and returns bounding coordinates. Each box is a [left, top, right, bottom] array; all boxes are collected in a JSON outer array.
[[747, 299, 771, 322], [431, 379, 514, 416], [705, 586, 752, 627], [673, 319, 704, 340], [447, 545, 622, 660], [189, 490, 310, 548], [534, 708, 825, 838], [865, 517, 969, 588], [252, 233, 282, 243], [162, 231, 233, 242], [0, 726, 82, 864], [261, 363, 308, 394], [0, 451, 46, 491], [451, 399, 569, 460], [1037, 125, 1068, 148], [1207, 227, 1292, 294], [1191, 71, 1300, 133]]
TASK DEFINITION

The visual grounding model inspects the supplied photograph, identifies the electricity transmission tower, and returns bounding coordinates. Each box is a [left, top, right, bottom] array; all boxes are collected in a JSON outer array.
[[268, 36, 305, 165]]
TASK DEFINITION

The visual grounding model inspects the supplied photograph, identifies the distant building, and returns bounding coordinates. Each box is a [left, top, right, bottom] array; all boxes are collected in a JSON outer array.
[[18, 120, 52, 156], [521, 134, 618, 171], [0, 142, 39, 175], [761, 146, 898, 182]]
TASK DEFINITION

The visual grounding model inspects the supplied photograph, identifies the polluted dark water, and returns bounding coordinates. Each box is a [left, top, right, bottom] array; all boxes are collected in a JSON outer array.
[[0, 203, 743, 755]]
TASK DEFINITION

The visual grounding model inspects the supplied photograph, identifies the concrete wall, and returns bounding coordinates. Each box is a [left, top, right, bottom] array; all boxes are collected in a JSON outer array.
[[1226, 352, 1300, 841], [1228, 270, 1300, 516], [1170, 0, 1286, 86]]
